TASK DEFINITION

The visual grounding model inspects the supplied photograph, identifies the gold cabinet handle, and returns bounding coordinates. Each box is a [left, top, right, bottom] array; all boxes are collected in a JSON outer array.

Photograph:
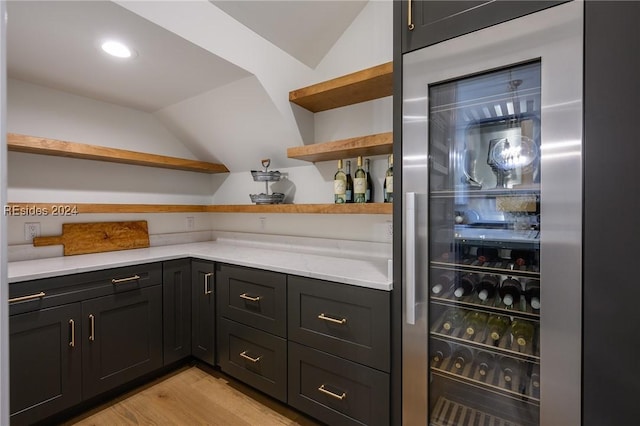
[[111, 275, 140, 285], [239, 293, 261, 302], [69, 319, 75, 347], [408, 0, 415, 30], [318, 313, 347, 325], [318, 384, 347, 401], [239, 350, 261, 363], [204, 272, 213, 295], [8, 291, 45, 303], [88, 314, 95, 341]]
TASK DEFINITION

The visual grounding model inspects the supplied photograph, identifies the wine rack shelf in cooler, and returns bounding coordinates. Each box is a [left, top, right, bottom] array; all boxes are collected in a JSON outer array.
[[431, 288, 540, 321], [431, 396, 530, 426], [431, 259, 540, 280]]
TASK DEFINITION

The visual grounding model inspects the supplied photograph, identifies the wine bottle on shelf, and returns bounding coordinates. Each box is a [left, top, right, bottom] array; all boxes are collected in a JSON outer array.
[[464, 310, 488, 337], [524, 279, 541, 311], [364, 158, 374, 203], [345, 160, 354, 203], [452, 346, 473, 371], [499, 356, 522, 387], [384, 154, 393, 203], [487, 314, 511, 342], [453, 272, 477, 298], [441, 307, 465, 332], [475, 274, 500, 301], [530, 364, 541, 397], [510, 318, 536, 347], [431, 270, 456, 295], [498, 276, 522, 307], [333, 159, 346, 204], [475, 351, 496, 379], [353, 156, 367, 203], [476, 247, 499, 263], [511, 249, 536, 267], [430, 340, 451, 367]]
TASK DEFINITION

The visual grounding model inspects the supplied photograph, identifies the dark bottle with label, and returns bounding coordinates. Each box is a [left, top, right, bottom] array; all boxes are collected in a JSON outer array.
[[453, 272, 478, 298], [475, 351, 496, 379], [345, 160, 354, 203], [524, 279, 541, 311], [452, 346, 473, 371], [475, 274, 500, 301], [499, 276, 522, 307], [511, 249, 536, 267], [430, 340, 451, 367], [431, 270, 456, 296], [476, 247, 499, 263], [364, 158, 374, 203], [530, 363, 541, 398], [487, 314, 511, 342], [464, 310, 488, 337]]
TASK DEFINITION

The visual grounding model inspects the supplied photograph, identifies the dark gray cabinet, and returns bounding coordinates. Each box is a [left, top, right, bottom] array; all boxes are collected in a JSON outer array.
[[399, 0, 566, 53], [287, 276, 391, 425], [81, 285, 163, 399], [8, 262, 163, 424], [191, 259, 216, 365], [163, 259, 192, 365], [217, 264, 288, 402], [9, 303, 82, 426]]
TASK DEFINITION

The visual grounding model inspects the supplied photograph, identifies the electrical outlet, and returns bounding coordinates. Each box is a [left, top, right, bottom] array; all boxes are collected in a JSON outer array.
[[186, 216, 195, 231], [24, 222, 41, 241], [259, 217, 267, 230], [386, 221, 393, 239]]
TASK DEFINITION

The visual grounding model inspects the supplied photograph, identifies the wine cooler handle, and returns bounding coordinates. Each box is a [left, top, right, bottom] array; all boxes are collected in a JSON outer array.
[[407, 0, 415, 31], [405, 192, 416, 325]]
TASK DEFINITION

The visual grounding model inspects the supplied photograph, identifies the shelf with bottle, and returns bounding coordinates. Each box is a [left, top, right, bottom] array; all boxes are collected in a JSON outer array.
[[429, 338, 540, 406], [431, 247, 540, 279], [333, 154, 393, 205], [430, 268, 540, 320], [430, 306, 540, 361], [431, 186, 540, 199]]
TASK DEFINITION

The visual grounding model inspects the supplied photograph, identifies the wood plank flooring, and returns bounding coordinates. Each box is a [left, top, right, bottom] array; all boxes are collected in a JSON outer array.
[[62, 365, 322, 426]]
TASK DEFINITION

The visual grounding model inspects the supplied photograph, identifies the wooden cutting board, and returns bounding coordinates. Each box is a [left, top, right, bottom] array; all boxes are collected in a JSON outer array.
[[33, 221, 150, 256]]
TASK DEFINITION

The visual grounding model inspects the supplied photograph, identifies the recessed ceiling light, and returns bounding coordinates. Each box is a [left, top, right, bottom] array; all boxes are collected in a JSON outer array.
[[101, 40, 134, 59]]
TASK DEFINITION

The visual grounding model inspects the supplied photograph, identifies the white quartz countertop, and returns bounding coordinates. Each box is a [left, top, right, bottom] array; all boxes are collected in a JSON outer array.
[[8, 238, 393, 291]]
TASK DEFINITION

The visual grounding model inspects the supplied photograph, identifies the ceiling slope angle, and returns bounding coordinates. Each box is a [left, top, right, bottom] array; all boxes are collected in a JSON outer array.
[[210, 0, 368, 68], [6, 0, 252, 112]]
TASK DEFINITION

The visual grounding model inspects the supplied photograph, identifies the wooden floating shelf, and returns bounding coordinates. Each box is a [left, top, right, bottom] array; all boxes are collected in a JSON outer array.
[[6, 203, 392, 215], [7, 133, 229, 174], [289, 62, 393, 113], [287, 132, 393, 162]]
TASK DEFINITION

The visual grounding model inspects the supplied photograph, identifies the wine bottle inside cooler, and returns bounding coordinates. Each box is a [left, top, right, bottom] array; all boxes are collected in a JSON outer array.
[[475, 351, 496, 379], [487, 314, 511, 342], [475, 274, 499, 301], [499, 276, 522, 307], [430, 340, 451, 367], [510, 318, 536, 347], [524, 279, 541, 310], [452, 346, 473, 371], [453, 272, 478, 298], [431, 270, 455, 295], [511, 249, 535, 267], [476, 247, 499, 263], [499, 356, 522, 387], [464, 310, 488, 337], [441, 307, 465, 332], [530, 363, 541, 398]]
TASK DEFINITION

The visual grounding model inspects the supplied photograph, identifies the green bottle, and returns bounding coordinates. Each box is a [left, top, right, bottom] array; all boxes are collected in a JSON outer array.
[[487, 314, 511, 341], [511, 318, 535, 347], [441, 307, 465, 332], [464, 310, 488, 337]]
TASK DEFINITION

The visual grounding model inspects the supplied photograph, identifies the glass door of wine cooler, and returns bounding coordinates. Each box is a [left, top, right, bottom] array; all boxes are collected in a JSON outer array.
[[427, 61, 542, 426], [401, 2, 582, 426]]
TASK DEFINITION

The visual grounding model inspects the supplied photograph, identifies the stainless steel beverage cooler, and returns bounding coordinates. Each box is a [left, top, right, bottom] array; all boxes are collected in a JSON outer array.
[[400, 2, 582, 425]]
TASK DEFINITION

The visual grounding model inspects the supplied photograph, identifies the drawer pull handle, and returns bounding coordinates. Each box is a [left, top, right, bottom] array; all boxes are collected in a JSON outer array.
[[239, 351, 261, 363], [318, 384, 347, 401], [111, 275, 140, 285], [240, 293, 261, 302], [204, 272, 213, 295], [69, 319, 75, 347], [89, 314, 95, 341], [407, 0, 415, 31], [8, 291, 45, 303], [318, 313, 347, 325]]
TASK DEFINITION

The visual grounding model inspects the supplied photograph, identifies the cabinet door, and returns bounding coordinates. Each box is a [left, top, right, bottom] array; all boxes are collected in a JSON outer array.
[[10, 303, 82, 425], [163, 259, 192, 365], [81, 286, 163, 399], [191, 259, 216, 365], [399, 0, 567, 53]]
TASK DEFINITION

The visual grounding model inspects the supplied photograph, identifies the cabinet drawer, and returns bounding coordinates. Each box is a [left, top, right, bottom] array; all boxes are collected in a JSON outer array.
[[9, 262, 163, 315], [217, 264, 287, 337], [288, 342, 389, 426], [218, 318, 287, 402], [288, 276, 390, 372]]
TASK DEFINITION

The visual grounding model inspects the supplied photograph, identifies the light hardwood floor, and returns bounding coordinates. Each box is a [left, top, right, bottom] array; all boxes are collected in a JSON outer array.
[[62, 365, 322, 426]]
